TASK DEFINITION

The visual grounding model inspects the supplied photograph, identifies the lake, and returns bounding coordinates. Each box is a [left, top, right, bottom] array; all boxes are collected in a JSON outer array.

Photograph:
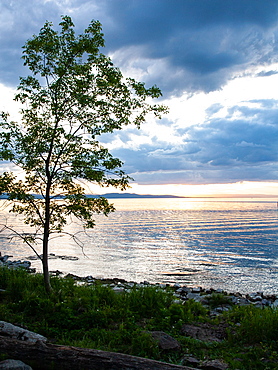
[[0, 197, 278, 294]]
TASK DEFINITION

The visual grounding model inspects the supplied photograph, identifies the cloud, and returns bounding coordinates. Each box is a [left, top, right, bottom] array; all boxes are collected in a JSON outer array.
[[108, 99, 278, 185], [1, 1, 278, 190], [102, 0, 278, 95], [1, 0, 278, 96]]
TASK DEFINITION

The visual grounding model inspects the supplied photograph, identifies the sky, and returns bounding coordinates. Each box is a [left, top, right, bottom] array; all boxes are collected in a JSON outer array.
[[1, 0, 278, 197]]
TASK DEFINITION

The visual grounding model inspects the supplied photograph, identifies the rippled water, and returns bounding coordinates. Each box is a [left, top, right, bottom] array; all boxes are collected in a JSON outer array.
[[1, 198, 278, 294]]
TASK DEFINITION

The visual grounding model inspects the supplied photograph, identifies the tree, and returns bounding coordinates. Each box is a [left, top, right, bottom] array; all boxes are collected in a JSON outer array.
[[0, 16, 167, 293]]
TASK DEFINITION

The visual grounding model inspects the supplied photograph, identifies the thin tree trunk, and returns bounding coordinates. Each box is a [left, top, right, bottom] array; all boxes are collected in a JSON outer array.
[[42, 249, 51, 294], [42, 180, 52, 294]]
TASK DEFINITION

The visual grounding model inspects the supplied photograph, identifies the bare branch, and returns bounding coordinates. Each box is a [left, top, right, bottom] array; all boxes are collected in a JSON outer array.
[[0, 223, 42, 261]]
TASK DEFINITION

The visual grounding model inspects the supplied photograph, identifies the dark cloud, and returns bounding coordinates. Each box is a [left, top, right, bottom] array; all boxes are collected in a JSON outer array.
[[256, 70, 278, 77], [1, 0, 278, 95], [0, 0, 70, 87], [102, 0, 278, 94]]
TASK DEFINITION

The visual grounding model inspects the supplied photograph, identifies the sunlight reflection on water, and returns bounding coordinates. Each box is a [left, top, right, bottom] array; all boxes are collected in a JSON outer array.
[[0, 198, 278, 294]]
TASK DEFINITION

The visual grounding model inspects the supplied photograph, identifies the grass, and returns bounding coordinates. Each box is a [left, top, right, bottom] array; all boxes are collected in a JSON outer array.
[[1, 266, 278, 369]]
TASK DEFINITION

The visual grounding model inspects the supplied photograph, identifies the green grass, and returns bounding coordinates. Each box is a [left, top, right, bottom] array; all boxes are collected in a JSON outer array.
[[1, 266, 278, 369]]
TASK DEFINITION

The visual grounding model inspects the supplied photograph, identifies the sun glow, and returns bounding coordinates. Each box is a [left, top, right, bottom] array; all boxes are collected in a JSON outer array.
[[86, 181, 278, 198]]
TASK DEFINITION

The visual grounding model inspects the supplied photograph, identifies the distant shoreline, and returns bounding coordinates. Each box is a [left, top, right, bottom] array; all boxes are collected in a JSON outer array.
[[87, 193, 186, 199], [0, 192, 277, 199]]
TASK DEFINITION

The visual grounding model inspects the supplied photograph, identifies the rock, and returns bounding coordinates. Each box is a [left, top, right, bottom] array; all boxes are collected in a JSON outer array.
[[248, 293, 262, 301], [192, 287, 201, 293], [159, 284, 167, 289], [187, 292, 201, 300], [0, 256, 35, 273], [112, 286, 125, 293], [200, 359, 229, 370], [215, 306, 230, 313], [215, 289, 224, 294], [181, 322, 228, 342], [15, 261, 31, 269], [64, 273, 82, 280], [252, 301, 264, 308], [50, 270, 63, 276], [186, 292, 208, 304], [175, 288, 184, 294], [124, 282, 135, 289], [0, 255, 13, 263], [0, 359, 33, 370], [0, 322, 47, 343], [261, 298, 271, 306], [182, 356, 200, 367], [150, 331, 180, 350], [231, 296, 250, 306], [181, 286, 191, 293]]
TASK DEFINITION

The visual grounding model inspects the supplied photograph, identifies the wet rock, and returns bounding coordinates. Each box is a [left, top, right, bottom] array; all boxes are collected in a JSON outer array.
[[50, 270, 63, 276], [214, 306, 230, 313], [230, 296, 250, 306], [181, 286, 192, 294], [192, 286, 201, 293], [0, 256, 35, 273], [175, 287, 184, 294], [64, 273, 82, 280], [0, 255, 13, 263], [187, 292, 201, 300], [248, 293, 263, 301], [261, 298, 271, 306], [215, 289, 224, 294]]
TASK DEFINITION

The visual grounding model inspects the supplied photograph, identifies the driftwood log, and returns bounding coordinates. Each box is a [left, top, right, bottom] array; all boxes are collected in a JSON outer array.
[[0, 336, 196, 370]]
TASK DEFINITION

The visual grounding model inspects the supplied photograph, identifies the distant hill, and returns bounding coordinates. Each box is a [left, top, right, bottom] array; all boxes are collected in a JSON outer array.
[[0, 193, 185, 200], [87, 193, 186, 199]]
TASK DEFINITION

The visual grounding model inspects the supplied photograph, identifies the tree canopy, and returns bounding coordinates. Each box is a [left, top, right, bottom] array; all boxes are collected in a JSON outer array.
[[0, 16, 167, 292]]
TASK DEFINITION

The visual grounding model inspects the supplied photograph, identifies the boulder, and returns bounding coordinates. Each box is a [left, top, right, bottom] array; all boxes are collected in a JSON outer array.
[[200, 359, 228, 370], [150, 331, 181, 350], [0, 359, 32, 370], [0, 322, 47, 343]]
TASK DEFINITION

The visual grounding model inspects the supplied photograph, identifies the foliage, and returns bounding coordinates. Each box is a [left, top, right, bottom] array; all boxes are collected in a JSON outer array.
[[207, 292, 233, 308], [0, 16, 167, 292], [227, 304, 278, 343], [2, 267, 278, 368]]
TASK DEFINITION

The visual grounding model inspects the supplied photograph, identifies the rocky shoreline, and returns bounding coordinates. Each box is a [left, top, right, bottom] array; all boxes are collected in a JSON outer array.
[[64, 274, 278, 316], [1, 254, 278, 315]]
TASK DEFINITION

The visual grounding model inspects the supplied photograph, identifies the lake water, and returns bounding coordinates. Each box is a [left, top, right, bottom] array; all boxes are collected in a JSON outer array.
[[0, 198, 278, 294]]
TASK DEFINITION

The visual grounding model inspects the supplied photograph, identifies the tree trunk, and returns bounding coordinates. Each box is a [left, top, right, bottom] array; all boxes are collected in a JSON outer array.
[[42, 177, 52, 294], [0, 336, 196, 370], [42, 237, 51, 294]]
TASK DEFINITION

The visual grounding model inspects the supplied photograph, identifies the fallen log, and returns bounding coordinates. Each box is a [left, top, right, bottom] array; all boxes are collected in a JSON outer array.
[[0, 336, 196, 370], [0, 321, 47, 343]]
